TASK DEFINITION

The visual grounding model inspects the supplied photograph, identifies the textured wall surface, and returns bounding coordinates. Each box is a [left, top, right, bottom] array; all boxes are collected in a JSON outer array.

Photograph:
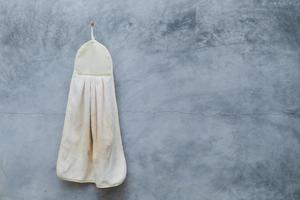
[[0, 0, 300, 199]]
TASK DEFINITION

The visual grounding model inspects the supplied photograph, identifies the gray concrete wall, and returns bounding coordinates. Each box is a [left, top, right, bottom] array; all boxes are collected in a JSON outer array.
[[0, 0, 300, 199]]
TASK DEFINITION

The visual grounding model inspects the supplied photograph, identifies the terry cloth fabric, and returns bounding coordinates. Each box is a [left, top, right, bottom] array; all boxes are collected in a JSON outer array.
[[56, 25, 127, 188]]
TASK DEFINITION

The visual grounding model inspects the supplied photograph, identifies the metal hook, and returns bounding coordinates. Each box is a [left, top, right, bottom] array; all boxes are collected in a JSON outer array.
[[90, 21, 95, 27]]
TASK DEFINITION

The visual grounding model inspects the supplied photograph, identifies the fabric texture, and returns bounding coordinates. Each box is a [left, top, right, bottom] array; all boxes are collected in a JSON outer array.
[[56, 37, 127, 188]]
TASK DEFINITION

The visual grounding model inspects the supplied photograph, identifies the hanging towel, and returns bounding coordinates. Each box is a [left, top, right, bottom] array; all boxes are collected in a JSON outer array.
[[56, 24, 127, 188]]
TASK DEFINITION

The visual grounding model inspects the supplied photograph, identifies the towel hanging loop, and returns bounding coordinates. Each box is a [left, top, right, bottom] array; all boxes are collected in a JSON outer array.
[[90, 21, 95, 40]]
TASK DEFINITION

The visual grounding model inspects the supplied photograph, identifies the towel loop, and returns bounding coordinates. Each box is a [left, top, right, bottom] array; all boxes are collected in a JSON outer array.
[[90, 21, 95, 40]]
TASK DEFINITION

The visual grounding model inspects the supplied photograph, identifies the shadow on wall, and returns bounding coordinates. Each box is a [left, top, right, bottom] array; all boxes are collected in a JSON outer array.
[[97, 178, 128, 199]]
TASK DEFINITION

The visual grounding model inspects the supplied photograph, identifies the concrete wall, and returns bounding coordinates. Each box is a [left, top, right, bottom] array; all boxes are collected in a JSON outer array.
[[0, 0, 300, 199]]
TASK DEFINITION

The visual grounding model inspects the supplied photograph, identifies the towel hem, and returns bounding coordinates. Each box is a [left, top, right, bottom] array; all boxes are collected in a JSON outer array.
[[57, 174, 125, 189]]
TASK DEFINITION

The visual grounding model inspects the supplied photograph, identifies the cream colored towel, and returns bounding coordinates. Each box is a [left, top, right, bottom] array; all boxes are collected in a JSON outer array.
[[56, 34, 126, 188]]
